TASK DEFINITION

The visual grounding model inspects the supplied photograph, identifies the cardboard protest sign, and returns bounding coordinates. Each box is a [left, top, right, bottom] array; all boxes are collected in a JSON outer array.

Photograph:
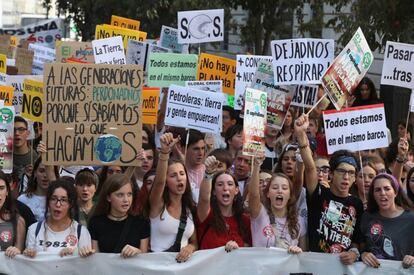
[[92, 36, 126, 64], [28, 44, 55, 75], [111, 15, 140, 31], [0, 54, 6, 74], [322, 28, 373, 110], [0, 86, 14, 106], [251, 60, 295, 129], [381, 41, 414, 89], [323, 104, 388, 154], [165, 84, 224, 133], [234, 55, 273, 110], [197, 53, 236, 95], [243, 88, 267, 156], [159, 25, 189, 53], [142, 87, 159, 124], [270, 38, 334, 85], [178, 9, 224, 44], [15, 47, 34, 75], [0, 18, 63, 48], [148, 53, 198, 87], [126, 40, 170, 71], [5, 74, 42, 114], [0, 35, 11, 45], [291, 85, 318, 108], [0, 44, 14, 58], [0, 105, 15, 173], [55, 41, 95, 63], [95, 24, 147, 49], [22, 79, 43, 122], [43, 63, 143, 166]]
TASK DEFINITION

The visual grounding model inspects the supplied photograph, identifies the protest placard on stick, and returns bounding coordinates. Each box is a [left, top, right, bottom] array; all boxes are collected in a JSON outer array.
[[291, 85, 318, 108], [126, 40, 170, 70], [142, 87, 159, 125], [159, 26, 189, 54], [322, 28, 373, 110], [0, 105, 15, 173], [0, 86, 13, 106], [43, 63, 143, 166], [95, 24, 147, 49], [243, 88, 267, 156], [111, 15, 140, 31], [22, 79, 43, 122], [323, 104, 388, 154], [5, 74, 42, 114], [15, 47, 34, 75], [56, 41, 95, 63], [92, 36, 126, 64]]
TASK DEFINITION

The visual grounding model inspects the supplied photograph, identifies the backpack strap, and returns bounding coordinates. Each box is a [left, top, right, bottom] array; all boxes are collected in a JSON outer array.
[[35, 221, 43, 238]]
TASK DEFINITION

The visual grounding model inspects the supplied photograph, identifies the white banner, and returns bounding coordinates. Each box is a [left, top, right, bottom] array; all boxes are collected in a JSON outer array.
[[0, 18, 64, 48], [271, 38, 334, 85], [291, 85, 318, 108], [92, 36, 126, 65], [1, 248, 411, 275], [234, 55, 272, 110], [323, 104, 388, 154], [165, 84, 224, 133], [177, 9, 224, 44], [381, 41, 414, 89], [28, 44, 56, 75]]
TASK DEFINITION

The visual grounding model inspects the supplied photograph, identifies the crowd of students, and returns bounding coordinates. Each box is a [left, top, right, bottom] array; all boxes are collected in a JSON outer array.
[[1, 77, 414, 270]]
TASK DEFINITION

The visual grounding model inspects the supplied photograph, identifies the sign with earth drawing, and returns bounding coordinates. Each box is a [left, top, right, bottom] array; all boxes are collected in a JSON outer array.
[[42, 63, 143, 166]]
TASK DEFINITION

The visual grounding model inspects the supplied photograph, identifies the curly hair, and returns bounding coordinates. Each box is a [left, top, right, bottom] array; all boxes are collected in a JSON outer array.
[[263, 173, 299, 240]]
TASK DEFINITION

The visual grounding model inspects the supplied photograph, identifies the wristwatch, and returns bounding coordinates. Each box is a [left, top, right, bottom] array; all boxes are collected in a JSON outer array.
[[348, 247, 360, 261]]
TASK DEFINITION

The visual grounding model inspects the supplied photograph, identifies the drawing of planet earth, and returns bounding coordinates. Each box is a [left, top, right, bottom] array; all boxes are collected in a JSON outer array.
[[94, 134, 122, 163]]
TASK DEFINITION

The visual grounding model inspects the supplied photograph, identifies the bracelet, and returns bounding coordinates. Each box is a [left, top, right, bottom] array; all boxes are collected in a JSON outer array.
[[158, 153, 170, 161], [204, 172, 214, 180], [396, 157, 407, 164], [348, 247, 360, 261], [159, 149, 171, 155], [298, 143, 309, 150]]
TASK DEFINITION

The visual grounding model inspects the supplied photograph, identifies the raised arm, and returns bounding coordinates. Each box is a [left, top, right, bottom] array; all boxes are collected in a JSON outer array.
[[197, 156, 219, 223], [248, 153, 264, 219], [294, 114, 318, 196], [392, 137, 409, 189], [149, 133, 180, 218]]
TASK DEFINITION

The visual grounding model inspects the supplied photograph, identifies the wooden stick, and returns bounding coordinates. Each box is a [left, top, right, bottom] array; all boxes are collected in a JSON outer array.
[[184, 129, 190, 160], [306, 93, 327, 116]]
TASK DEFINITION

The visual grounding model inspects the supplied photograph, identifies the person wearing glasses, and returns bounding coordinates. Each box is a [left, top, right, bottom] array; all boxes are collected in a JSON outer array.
[[23, 179, 93, 257], [13, 116, 38, 193], [315, 157, 330, 188], [295, 114, 364, 265]]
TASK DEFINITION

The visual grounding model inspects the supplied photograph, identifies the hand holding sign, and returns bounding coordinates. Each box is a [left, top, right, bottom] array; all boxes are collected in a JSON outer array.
[[294, 114, 309, 134]]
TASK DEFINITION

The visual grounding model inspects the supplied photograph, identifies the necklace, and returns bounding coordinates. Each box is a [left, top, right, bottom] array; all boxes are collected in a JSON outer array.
[[108, 213, 128, 221]]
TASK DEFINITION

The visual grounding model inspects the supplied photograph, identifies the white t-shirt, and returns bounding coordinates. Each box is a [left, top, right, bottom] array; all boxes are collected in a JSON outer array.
[[150, 209, 195, 252], [26, 221, 92, 254], [18, 194, 46, 222]]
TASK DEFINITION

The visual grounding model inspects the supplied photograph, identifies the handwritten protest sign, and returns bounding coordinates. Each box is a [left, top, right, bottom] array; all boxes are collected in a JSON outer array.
[[22, 79, 43, 122], [159, 26, 189, 54], [0, 54, 6, 74], [0, 105, 15, 173], [178, 9, 224, 44], [197, 53, 235, 95], [291, 85, 318, 108], [142, 87, 159, 125], [95, 24, 147, 49], [165, 84, 224, 133], [55, 41, 95, 63], [111, 15, 140, 31], [0, 44, 14, 59], [92, 36, 126, 64], [148, 53, 198, 87], [0, 86, 14, 106], [251, 60, 295, 129], [29, 44, 55, 75], [0, 35, 11, 45], [323, 104, 388, 154], [381, 41, 414, 89], [15, 47, 34, 75], [322, 28, 373, 110], [6, 74, 42, 114], [0, 18, 63, 48], [234, 55, 272, 110], [243, 88, 267, 156], [126, 40, 170, 70], [270, 39, 334, 85], [43, 63, 143, 166]]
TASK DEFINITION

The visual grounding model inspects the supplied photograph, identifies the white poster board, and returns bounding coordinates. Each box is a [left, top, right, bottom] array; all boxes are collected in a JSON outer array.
[[92, 36, 126, 64]]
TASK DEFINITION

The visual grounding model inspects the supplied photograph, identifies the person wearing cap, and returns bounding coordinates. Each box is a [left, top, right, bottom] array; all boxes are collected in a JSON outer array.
[[295, 114, 364, 265], [360, 173, 414, 269], [196, 155, 251, 251]]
